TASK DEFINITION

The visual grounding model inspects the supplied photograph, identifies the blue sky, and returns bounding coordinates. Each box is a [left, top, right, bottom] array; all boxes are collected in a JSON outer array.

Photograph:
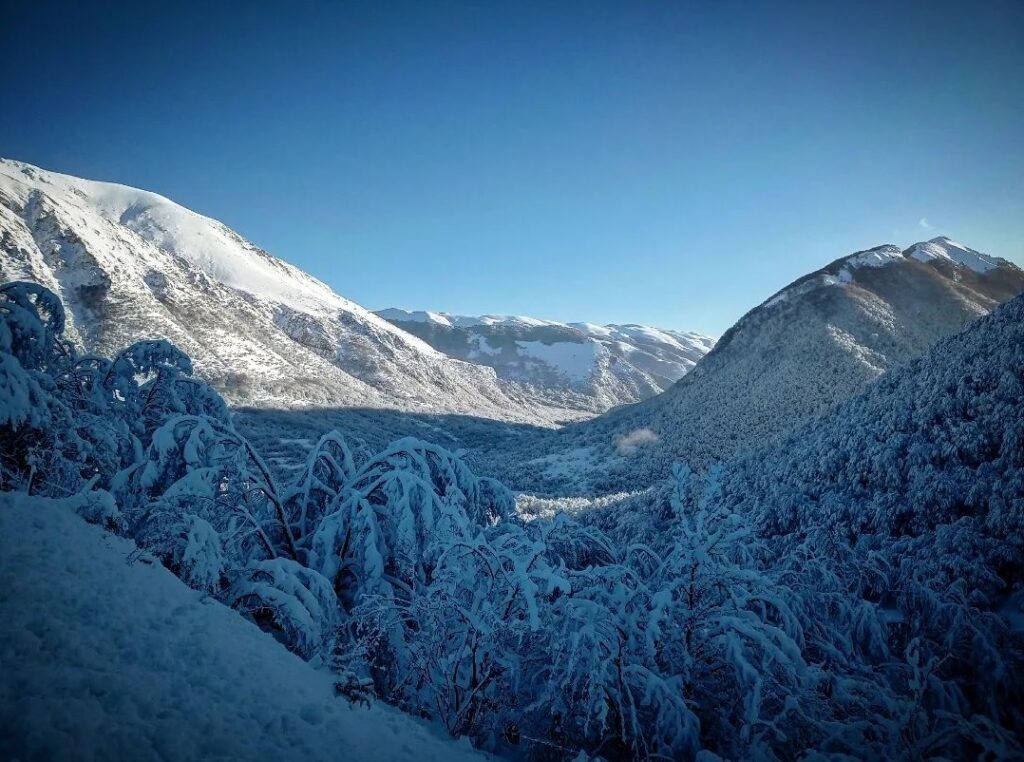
[[2, 1, 1022, 334]]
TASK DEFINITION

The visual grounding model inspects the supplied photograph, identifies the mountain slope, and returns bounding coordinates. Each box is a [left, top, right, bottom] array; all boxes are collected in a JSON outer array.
[[576, 294, 1024, 755], [0, 493, 488, 762], [375, 308, 714, 413], [513, 239, 1024, 493], [0, 159, 568, 424], [717, 290, 1024, 544]]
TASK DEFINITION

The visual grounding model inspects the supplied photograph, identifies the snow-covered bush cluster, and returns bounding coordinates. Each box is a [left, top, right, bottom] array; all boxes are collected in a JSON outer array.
[[3, 280, 1023, 760], [584, 295, 1024, 758]]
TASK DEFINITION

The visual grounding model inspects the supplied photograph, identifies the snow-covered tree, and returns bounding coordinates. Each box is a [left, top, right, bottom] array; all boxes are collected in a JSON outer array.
[[116, 414, 297, 567], [282, 431, 359, 556], [229, 558, 339, 659]]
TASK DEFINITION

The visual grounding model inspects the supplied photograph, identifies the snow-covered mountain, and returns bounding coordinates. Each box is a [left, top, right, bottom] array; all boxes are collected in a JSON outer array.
[[375, 308, 714, 413], [712, 290, 1024, 542], [0, 159, 576, 424], [511, 238, 1024, 494]]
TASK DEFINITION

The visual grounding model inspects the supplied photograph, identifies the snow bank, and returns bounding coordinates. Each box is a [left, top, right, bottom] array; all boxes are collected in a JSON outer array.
[[0, 492, 487, 762]]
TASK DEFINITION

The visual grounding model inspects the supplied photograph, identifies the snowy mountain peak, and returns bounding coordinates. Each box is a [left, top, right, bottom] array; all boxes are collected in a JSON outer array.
[[760, 237, 1019, 311], [905, 236, 1009, 274], [521, 238, 1024, 494], [823, 244, 907, 285], [374, 307, 456, 327], [378, 308, 570, 330], [0, 158, 375, 321], [841, 244, 904, 269]]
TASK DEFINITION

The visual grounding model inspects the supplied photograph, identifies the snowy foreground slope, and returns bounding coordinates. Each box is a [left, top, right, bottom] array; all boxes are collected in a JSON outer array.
[[0, 158, 573, 424], [509, 239, 1024, 494], [0, 493, 487, 762], [376, 309, 714, 413]]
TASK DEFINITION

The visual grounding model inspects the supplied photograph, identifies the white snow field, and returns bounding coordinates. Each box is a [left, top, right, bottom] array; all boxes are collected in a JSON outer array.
[[0, 493, 487, 762]]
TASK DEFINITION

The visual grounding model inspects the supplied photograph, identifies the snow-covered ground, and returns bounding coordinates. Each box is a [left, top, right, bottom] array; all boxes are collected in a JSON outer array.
[[0, 492, 488, 762]]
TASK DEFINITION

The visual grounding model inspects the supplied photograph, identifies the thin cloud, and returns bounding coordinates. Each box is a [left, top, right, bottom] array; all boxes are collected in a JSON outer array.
[[918, 217, 934, 230]]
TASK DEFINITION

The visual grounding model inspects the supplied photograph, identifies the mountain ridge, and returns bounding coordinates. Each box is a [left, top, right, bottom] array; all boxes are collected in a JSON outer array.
[[498, 236, 1024, 494], [0, 158, 582, 423], [375, 307, 714, 413]]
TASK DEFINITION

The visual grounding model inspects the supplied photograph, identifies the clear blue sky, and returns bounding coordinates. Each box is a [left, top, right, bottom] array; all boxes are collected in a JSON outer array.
[[2, 1, 1022, 334]]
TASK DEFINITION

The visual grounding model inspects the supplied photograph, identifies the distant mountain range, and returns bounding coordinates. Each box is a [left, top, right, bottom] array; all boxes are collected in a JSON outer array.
[[375, 308, 714, 413]]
